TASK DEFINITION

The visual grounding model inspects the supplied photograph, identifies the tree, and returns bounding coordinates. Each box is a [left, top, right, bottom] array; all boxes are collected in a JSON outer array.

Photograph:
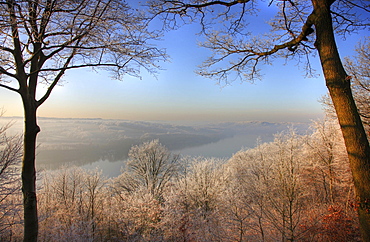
[[38, 167, 107, 241], [106, 188, 163, 240], [305, 118, 349, 204], [0, 0, 165, 240], [161, 157, 229, 241], [115, 139, 179, 198], [228, 130, 310, 241], [148, 0, 370, 239], [345, 38, 370, 134], [321, 37, 370, 138], [0, 116, 22, 240]]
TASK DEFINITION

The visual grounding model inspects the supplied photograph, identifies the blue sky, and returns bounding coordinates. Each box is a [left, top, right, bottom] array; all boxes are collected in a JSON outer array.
[[0, 3, 367, 123]]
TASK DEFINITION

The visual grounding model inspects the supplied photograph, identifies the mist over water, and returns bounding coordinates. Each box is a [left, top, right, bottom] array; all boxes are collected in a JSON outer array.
[[0, 116, 310, 177], [82, 134, 267, 178], [175, 134, 264, 158]]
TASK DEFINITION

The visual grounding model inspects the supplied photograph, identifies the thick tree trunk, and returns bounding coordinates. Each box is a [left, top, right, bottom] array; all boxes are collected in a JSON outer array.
[[312, 0, 370, 240], [21, 97, 39, 242]]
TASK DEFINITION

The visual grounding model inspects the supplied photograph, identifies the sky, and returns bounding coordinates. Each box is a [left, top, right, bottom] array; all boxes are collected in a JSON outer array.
[[0, 2, 367, 123]]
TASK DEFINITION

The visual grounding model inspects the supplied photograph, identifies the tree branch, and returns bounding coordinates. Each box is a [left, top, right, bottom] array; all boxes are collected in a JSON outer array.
[[0, 83, 19, 93], [170, 0, 250, 9], [200, 10, 316, 82], [0, 66, 17, 79]]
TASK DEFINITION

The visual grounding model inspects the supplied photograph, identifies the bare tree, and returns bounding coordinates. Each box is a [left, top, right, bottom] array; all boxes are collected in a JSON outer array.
[[148, 0, 370, 239], [0, 119, 22, 192], [0, 0, 165, 240], [305, 118, 350, 204], [345, 38, 370, 134], [106, 187, 162, 241], [83, 169, 105, 240], [0, 116, 22, 240], [38, 167, 107, 241], [229, 130, 309, 241], [116, 140, 179, 198], [161, 156, 229, 241]]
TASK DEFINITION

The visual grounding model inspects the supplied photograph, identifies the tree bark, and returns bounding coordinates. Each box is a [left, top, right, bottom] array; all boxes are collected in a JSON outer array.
[[312, 0, 370, 240], [21, 95, 39, 242]]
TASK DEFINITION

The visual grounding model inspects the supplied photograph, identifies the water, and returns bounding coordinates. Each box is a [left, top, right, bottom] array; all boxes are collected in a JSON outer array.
[[3, 117, 308, 178], [174, 133, 265, 158], [82, 159, 126, 178], [81, 133, 273, 178]]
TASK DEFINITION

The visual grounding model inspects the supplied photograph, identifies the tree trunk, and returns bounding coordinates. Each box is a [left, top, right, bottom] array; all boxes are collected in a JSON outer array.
[[21, 96, 40, 242], [312, 0, 370, 240]]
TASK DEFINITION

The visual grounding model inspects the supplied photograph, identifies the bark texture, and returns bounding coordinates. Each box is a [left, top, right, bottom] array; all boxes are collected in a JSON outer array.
[[312, 0, 370, 239], [21, 95, 40, 242]]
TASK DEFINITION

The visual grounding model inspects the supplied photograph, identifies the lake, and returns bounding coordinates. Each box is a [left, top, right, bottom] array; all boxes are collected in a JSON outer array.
[[81, 133, 272, 178], [0, 117, 309, 177]]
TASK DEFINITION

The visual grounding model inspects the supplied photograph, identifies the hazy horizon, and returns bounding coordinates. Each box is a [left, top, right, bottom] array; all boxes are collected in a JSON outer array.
[[0, 116, 311, 177]]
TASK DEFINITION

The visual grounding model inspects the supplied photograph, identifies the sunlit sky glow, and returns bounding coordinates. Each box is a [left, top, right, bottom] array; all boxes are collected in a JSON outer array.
[[0, 2, 367, 123]]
